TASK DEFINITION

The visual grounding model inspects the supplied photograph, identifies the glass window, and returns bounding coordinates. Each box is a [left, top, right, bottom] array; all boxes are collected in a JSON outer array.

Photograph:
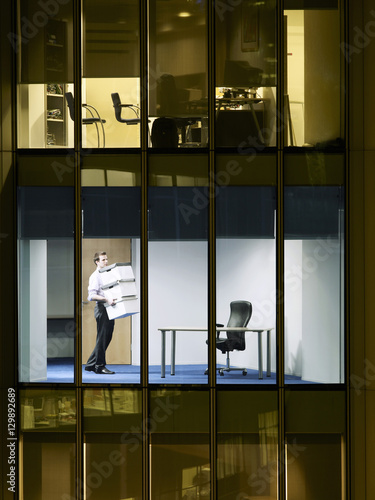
[[18, 186, 75, 383], [19, 389, 76, 500], [148, 156, 209, 383], [17, 0, 74, 148], [81, 155, 141, 383], [284, 1, 344, 147], [150, 390, 210, 499], [81, 0, 141, 148], [215, 155, 277, 384], [285, 390, 346, 500], [284, 154, 345, 384], [217, 390, 278, 500], [148, 0, 208, 148], [83, 388, 142, 499], [215, 0, 277, 148]]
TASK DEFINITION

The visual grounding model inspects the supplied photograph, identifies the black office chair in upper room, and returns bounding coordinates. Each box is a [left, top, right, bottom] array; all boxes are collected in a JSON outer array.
[[153, 73, 200, 147], [205, 300, 252, 376], [65, 92, 106, 148], [111, 93, 141, 125]]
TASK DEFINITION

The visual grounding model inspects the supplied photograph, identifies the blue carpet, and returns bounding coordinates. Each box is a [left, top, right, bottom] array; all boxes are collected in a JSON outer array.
[[43, 358, 313, 384]]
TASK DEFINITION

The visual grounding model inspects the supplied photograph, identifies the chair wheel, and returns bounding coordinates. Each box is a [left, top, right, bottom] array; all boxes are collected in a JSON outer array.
[[204, 369, 208, 375], [219, 369, 224, 376], [242, 370, 247, 376]]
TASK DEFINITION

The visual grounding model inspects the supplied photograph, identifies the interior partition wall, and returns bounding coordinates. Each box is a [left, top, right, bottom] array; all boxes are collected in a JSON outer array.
[[14, 1, 347, 500]]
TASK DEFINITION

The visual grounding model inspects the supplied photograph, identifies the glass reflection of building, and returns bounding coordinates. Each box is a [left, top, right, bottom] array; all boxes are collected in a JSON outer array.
[[3, 0, 374, 499]]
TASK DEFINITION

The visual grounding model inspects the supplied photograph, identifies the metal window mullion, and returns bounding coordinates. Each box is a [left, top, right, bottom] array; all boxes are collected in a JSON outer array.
[[73, 2, 83, 500], [140, 0, 150, 499], [208, 1, 217, 500], [277, 1, 286, 499]]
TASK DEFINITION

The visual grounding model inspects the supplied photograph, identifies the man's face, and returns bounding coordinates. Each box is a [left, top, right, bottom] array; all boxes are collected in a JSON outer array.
[[97, 254, 108, 269]]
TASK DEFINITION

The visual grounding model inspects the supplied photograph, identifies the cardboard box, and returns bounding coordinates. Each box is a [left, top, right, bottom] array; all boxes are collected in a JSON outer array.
[[102, 280, 137, 302], [105, 297, 139, 320], [99, 262, 135, 287]]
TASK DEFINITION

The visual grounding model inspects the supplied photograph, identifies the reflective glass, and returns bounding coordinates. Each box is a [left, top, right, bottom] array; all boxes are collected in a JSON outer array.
[[215, 0, 277, 148], [18, 186, 75, 383], [285, 390, 346, 500], [284, 3, 344, 147], [19, 388, 76, 500], [215, 155, 277, 384], [217, 391, 278, 500], [148, 0, 208, 148], [81, 156, 141, 383], [81, 0, 141, 148], [83, 387, 143, 498], [284, 154, 345, 384], [148, 156, 209, 383], [17, 0, 74, 148], [150, 390, 210, 499]]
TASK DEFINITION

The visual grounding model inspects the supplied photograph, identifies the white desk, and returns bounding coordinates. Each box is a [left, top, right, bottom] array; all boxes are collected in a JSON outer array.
[[158, 326, 274, 379]]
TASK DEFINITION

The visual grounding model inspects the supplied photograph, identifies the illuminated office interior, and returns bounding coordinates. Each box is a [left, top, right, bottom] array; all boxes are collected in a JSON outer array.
[[1, 0, 375, 499]]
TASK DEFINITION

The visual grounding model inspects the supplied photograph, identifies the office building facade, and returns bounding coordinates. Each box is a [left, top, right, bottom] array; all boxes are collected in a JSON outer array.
[[0, 0, 374, 498]]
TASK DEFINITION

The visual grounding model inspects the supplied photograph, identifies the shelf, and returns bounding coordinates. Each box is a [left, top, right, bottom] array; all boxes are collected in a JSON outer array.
[[46, 82, 66, 147]]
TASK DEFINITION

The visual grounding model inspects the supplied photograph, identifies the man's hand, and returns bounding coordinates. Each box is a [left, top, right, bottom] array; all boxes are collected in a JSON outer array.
[[106, 297, 117, 306]]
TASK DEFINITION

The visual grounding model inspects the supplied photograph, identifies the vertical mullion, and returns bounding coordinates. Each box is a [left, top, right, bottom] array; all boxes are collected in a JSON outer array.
[[277, 2, 286, 500], [208, 1, 217, 500], [74, 1, 83, 500], [140, 0, 150, 499]]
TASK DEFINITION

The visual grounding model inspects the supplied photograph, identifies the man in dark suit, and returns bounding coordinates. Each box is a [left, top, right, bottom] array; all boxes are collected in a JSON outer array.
[[84, 251, 116, 374]]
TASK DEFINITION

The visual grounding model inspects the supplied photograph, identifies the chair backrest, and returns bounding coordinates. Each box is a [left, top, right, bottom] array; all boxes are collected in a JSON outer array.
[[111, 92, 122, 121], [151, 117, 179, 148], [65, 92, 75, 121], [226, 300, 252, 350]]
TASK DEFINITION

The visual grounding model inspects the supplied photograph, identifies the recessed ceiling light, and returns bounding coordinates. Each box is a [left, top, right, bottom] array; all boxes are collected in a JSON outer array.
[[178, 11, 192, 17]]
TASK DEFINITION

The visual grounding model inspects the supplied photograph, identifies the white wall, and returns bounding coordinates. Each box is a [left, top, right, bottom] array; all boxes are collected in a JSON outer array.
[[285, 10, 305, 146], [285, 238, 344, 383], [284, 240, 303, 377], [142, 238, 277, 370], [18, 240, 48, 382], [47, 240, 74, 318], [216, 238, 276, 371], [83, 77, 141, 148], [148, 240, 208, 366], [301, 239, 343, 383]]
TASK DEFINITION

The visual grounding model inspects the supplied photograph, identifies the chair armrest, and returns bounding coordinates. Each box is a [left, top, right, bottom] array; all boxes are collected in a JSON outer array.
[[216, 323, 224, 339]]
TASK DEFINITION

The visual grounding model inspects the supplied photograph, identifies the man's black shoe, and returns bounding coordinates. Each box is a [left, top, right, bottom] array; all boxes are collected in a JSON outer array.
[[94, 366, 115, 374], [84, 365, 95, 372]]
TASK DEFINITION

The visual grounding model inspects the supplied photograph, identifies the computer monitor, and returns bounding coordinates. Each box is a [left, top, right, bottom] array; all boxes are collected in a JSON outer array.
[[222, 60, 263, 89]]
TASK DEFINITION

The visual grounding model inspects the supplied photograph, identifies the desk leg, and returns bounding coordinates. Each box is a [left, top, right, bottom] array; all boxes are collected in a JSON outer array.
[[258, 331, 263, 379], [267, 330, 271, 377], [161, 330, 166, 378], [171, 330, 176, 376]]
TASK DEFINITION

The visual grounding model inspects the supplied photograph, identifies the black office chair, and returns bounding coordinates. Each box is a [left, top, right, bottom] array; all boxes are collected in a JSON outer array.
[[154, 73, 199, 147], [206, 300, 252, 376], [111, 92, 141, 125], [65, 92, 106, 147]]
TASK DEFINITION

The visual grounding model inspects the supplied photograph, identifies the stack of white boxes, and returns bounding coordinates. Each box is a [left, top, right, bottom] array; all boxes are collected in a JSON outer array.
[[99, 262, 139, 320]]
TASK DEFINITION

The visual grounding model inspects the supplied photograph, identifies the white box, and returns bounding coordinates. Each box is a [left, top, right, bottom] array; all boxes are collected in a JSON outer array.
[[102, 280, 137, 302], [105, 297, 139, 320], [99, 262, 135, 287]]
